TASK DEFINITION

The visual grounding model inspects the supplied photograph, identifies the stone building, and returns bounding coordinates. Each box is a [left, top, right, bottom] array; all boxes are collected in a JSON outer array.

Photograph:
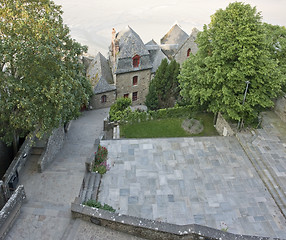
[[86, 24, 199, 109], [86, 52, 116, 109]]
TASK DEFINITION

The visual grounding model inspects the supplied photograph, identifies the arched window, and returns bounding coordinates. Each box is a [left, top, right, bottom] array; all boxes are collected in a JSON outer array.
[[101, 95, 107, 103], [133, 76, 138, 86], [132, 55, 140, 68], [187, 48, 191, 57]]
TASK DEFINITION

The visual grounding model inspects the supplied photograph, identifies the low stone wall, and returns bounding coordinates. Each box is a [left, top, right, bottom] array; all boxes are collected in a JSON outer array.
[[71, 203, 271, 240], [2, 135, 34, 198], [215, 112, 234, 136], [38, 126, 65, 172], [85, 138, 100, 172], [0, 185, 26, 240], [275, 94, 286, 123], [0, 181, 8, 210]]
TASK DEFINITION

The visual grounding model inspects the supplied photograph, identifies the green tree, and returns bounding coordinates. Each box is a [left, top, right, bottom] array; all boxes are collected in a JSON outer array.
[[145, 59, 180, 110], [109, 97, 132, 122], [264, 23, 286, 91], [179, 2, 285, 125], [0, 0, 92, 153]]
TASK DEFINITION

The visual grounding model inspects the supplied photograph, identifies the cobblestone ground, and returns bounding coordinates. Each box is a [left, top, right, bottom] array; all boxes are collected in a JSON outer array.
[[99, 136, 286, 238]]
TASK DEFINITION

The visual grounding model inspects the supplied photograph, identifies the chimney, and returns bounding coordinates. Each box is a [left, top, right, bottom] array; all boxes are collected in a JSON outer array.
[[112, 28, 116, 57]]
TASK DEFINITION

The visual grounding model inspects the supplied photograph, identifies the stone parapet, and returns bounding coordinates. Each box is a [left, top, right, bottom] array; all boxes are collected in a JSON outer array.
[[37, 126, 65, 172], [0, 185, 26, 240], [275, 94, 286, 123], [71, 202, 273, 240], [215, 112, 234, 136]]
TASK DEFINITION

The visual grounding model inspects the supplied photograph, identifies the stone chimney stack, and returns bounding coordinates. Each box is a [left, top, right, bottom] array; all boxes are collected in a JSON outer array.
[[111, 28, 116, 57]]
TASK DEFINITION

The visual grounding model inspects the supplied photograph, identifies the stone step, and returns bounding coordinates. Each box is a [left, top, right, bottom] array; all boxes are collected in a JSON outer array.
[[80, 172, 91, 204], [85, 172, 96, 202], [91, 173, 101, 200], [236, 133, 286, 218], [31, 147, 44, 155]]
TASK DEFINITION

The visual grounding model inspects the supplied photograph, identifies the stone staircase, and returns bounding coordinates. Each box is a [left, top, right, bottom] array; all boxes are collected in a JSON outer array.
[[30, 138, 47, 156], [79, 172, 101, 204], [236, 132, 286, 218]]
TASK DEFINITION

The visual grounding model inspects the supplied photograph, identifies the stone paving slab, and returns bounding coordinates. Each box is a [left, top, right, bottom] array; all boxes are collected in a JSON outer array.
[[98, 137, 286, 238]]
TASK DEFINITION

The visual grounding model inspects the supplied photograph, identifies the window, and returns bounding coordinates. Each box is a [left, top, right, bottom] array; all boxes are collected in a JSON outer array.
[[124, 93, 129, 98], [132, 55, 140, 68], [101, 95, 107, 103], [133, 76, 138, 86], [187, 48, 191, 57], [132, 92, 138, 101]]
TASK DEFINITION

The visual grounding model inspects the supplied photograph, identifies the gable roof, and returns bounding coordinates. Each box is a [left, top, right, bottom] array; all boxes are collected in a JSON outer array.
[[160, 24, 189, 47], [145, 40, 169, 73], [117, 26, 150, 59], [86, 52, 116, 94], [114, 26, 152, 74]]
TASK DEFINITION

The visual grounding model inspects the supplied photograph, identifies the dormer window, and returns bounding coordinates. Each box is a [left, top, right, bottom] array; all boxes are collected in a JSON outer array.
[[132, 55, 140, 68], [187, 48, 191, 57]]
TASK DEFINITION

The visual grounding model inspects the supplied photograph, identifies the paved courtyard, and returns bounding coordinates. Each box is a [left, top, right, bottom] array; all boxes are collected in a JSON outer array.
[[99, 136, 286, 238]]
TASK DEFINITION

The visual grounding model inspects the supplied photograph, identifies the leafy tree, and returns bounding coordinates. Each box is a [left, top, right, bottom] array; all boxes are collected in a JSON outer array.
[[264, 23, 286, 91], [109, 97, 132, 122], [0, 0, 92, 152], [145, 59, 180, 110], [179, 2, 286, 125]]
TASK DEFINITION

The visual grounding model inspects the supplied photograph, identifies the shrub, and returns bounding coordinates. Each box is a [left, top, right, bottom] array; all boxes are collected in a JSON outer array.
[[95, 145, 108, 164], [93, 161, 110, 174], [109, 97, 132, 122], [83, 199, 116, 212]]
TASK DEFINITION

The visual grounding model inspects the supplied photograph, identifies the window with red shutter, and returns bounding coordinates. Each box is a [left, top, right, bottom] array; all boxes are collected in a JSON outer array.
[[187, 48, 191, 57], [133, 76, 138, 86], [132, 55, 140, 68], [101, 95, 107, 103]]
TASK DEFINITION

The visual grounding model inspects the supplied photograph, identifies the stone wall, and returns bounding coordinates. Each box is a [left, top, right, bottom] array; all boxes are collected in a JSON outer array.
[[275, 94, 286, 123], [174, 31, 199, 65], [0, 181, 7, 210], [116, 69, 151, 106], [38, 126, 65, 172], [71, 202, 270, 240], [2, 135, 34, 198], [0, 185, 26, 240], [85, 138, 100, 172], [215, 112, 234, 136], [90, 90, 116, 109]]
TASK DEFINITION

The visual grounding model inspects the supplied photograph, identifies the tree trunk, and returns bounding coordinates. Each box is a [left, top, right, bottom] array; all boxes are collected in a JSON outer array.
[[12, 131, 19, 157]]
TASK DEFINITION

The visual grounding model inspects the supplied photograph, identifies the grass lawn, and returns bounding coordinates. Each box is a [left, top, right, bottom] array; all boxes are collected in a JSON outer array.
[[120, 113, 218, 138]]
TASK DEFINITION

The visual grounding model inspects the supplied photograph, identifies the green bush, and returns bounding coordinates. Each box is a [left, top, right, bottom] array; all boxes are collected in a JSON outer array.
[[109, 97, 132, 122], [83, 199, 116, 212]]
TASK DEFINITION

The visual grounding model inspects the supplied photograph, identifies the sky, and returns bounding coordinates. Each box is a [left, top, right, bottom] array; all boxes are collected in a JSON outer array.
[[53, 0, 286, 56]]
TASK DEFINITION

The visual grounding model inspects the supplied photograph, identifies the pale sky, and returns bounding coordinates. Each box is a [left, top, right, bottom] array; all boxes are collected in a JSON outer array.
[[53, 0, 286, 56]]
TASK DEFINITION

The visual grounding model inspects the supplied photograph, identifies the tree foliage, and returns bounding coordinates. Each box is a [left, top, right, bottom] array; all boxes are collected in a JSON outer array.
[[263, 23, 286, 91], [109, 97, 132, 122], [0, 0, 92, 146], [179, 2, 286, 124], [145, 59, 180, 110]]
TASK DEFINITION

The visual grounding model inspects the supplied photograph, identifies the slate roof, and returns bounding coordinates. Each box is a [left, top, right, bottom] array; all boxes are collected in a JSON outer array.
[[115, 26, 152, 74], [145, 39, 169, 73], [86, 52, 116, 94], [160, 24, 189, 47]]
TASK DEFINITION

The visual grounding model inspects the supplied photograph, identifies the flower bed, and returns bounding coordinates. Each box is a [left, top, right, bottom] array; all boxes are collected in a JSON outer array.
[[93, 145, 110, 175]]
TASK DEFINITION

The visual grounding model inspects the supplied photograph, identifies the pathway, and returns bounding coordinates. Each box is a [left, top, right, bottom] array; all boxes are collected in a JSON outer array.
[[5, 109, 144, 240]]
